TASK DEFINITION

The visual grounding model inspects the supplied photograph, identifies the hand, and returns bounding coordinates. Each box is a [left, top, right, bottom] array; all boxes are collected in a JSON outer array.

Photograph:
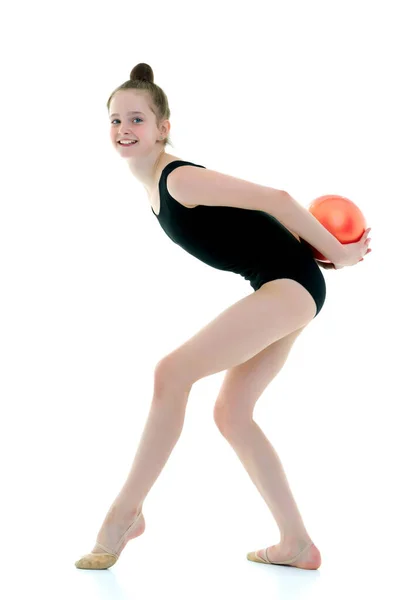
[[331, 228, 372, 269]]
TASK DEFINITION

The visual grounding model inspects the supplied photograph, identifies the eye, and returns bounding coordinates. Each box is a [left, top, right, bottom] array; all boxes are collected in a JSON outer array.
[[111, 118, 143, 125]]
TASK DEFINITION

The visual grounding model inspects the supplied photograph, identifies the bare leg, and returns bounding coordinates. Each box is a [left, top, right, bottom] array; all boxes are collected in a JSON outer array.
[[221, 420, 321, 568], [223, 420, 310, 541], [113, 388, 190, 512], [89, 385, 191, 556]]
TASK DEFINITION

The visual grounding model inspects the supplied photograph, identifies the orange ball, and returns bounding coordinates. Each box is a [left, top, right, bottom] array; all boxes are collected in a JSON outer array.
[[307, 195, 367, 261]]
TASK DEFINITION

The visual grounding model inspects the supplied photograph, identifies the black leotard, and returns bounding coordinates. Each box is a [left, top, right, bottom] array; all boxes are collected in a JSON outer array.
[[152, 160, 326, 317]]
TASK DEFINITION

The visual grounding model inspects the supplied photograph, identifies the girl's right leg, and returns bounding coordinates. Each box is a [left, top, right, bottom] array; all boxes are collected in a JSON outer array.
[[76, 377, 193, 565]]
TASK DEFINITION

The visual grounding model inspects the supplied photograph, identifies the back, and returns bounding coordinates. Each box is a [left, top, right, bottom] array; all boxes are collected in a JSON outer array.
[[152, 160, 319, 291]]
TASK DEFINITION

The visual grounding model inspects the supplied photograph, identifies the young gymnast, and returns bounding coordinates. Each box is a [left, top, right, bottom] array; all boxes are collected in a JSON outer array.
[[75, 63, 372, 571]]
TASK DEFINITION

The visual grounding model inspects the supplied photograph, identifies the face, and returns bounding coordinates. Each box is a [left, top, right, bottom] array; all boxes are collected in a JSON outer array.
[[109, 90, 168, 156]]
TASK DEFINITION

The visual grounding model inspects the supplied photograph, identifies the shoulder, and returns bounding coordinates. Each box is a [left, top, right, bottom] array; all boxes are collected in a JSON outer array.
[[167, 164, 287, 212], [165, 163, 206, 207]]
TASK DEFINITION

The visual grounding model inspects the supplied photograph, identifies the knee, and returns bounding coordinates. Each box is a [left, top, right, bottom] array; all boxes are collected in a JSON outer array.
[[153, 355, 193, 397], [213, 400, 252, 437]]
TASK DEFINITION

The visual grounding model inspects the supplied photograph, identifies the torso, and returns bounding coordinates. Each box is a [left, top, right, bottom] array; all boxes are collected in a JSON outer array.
[[149, 154, 301, 243], [149, 154, 198, 216]]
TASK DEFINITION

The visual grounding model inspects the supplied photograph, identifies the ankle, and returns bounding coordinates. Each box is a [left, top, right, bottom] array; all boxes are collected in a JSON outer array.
[[280, 532, 313, 547], [107, 502, 142, 523]]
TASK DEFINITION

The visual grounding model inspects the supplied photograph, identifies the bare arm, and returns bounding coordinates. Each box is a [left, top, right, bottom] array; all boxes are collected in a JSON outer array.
[[273, 193, 345, 264], [315, 259, 337, 270]]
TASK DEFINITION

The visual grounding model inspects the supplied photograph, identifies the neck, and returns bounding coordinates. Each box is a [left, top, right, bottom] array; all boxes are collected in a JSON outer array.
[[127, 146, 167, 197]]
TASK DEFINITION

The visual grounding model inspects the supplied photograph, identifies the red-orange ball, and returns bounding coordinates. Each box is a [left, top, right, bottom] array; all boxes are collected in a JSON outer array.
[[307, 195, 367, 261]]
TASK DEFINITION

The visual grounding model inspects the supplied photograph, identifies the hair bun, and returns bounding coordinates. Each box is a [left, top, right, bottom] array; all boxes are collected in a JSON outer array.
[[130, 63, 154, 83]]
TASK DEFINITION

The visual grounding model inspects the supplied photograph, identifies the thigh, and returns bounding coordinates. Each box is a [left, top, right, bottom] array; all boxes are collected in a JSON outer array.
[[213, 325, 307, 426], [156, 278, 316, 390]]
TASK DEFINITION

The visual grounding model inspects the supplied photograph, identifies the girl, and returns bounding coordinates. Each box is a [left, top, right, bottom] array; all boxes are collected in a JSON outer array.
[[75, 63, 371, 571]]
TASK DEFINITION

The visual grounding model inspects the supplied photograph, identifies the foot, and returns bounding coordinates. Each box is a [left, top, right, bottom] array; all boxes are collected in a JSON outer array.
[[248, 539, 321, 570], [93, 503, 146, 551], [75, 506, 146, 570]]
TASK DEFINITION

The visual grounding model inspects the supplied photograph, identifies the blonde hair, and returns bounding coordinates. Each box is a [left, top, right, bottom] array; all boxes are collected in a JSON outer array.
[[107, 63, 174, 148]]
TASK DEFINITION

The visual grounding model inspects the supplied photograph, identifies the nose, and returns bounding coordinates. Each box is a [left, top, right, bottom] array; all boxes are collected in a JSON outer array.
[[118, 126, 133, 136], [113, 120, 133, 134]]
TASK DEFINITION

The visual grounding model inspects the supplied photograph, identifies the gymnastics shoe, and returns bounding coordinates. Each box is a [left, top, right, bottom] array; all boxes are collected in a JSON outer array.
[[75, 510, 145, 570], [247, 541, 321, 569]]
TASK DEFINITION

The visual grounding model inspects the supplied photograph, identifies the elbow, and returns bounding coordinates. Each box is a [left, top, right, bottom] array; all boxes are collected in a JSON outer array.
[[266, 190, 295, 223], [260, 189, 292, 220], [279, 190, 294, 215]]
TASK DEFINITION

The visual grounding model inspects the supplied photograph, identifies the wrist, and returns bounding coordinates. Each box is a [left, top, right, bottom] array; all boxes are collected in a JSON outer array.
[[333, 243, 347, 264]]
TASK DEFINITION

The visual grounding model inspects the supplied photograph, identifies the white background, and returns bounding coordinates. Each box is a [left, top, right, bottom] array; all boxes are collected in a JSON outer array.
[[1, 0, 399, 598]]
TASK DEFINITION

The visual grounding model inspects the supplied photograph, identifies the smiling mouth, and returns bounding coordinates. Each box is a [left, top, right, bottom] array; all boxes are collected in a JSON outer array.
[[118, 140, 138, 145]]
